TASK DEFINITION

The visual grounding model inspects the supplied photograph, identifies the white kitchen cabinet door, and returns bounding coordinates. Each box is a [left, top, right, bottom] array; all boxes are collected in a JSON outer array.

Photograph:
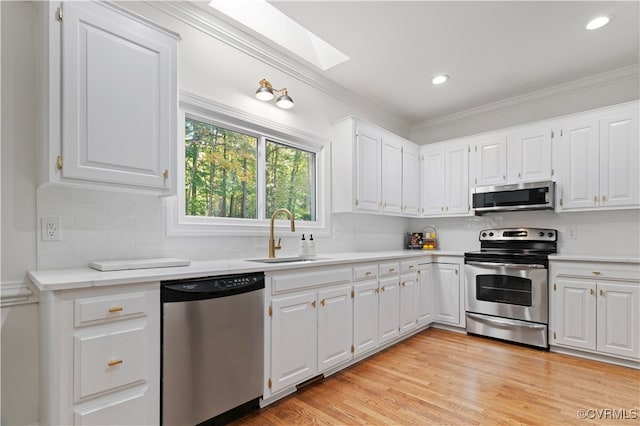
[[317, 285, 354, 372], [381, 136, 403, 214], [560, 116, 600, 210], [444, 142, 470, 214], [434, 264, 460, 325], [420, 145, 445, 216], [510, 123, 552, 183], [473, 134, 507, 186], [417, 265, 433, 325], [596, 282, 640, 359], [270, 292, 317, 394], [401, 142, 420, 216], [599, 105, 640, 208], [554, 279, 596, 351], [353, 280, 380, 356], [378, 277, 400, 344], [60, 1, 177, 191], [399, 273, 418, 334], [355, 125, 382, 212]]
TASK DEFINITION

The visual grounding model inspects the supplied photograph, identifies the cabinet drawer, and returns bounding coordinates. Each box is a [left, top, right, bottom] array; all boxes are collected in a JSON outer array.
[[379, 262, 400, 276], [74, 324, 148, 401], [75, 293, 148, 327], [552, 262, 640, 283], [353, 264, 378, 281], [272, 267, 351, 293], [401, 260, 418, 274], [74, 389, 149, 425]]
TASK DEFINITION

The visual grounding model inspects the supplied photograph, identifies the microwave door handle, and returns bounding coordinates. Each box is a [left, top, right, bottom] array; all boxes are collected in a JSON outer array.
[[466, 261, 545, 269]]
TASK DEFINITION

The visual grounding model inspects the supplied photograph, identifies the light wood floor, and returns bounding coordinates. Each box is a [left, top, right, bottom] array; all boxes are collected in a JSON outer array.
[[233, 328, 640, 425]]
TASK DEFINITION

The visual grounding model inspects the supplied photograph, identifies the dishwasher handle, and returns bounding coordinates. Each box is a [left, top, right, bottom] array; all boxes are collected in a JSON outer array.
[[162, 272, 265, 303]]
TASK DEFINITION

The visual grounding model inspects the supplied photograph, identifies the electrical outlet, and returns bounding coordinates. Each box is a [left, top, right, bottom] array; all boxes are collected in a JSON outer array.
[[41, 217, 61, 241], [567, 226, 577, 240]]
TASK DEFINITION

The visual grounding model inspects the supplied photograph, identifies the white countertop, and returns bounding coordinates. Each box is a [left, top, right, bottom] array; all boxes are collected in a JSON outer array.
[[28, 250, 465, 291]]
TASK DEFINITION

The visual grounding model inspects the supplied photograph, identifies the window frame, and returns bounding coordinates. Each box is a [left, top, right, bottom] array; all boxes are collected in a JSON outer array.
[[166, 93, 329, 237]]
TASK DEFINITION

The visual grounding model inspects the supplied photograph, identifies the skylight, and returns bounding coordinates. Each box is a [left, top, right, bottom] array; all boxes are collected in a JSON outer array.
[[209, 0, 349, 71]]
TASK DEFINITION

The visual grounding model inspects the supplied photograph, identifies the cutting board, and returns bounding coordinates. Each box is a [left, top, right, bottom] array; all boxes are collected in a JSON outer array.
[[89, 258, 191, 272]]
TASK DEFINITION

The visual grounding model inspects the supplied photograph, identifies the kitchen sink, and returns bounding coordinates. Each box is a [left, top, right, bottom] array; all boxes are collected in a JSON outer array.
[[247, 257, 327, 264]]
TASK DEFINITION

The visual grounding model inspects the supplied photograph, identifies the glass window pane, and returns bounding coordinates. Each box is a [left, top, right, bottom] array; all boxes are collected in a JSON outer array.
[[184, 118, 258, 218], [265, 140, 316, 221]]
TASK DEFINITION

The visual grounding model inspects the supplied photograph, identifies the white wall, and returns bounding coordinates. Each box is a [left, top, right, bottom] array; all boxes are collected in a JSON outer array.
[[1, 2, 40, 425]]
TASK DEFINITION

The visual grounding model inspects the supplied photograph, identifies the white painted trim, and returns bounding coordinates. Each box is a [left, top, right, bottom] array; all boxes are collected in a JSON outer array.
[[0, 281, 39, 306], [412, 65, 640, 133], [144, 1, 410, 137]]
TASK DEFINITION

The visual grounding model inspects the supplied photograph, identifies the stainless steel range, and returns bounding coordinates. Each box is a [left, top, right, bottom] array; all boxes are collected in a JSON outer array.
[[464, 228, 557, 348]]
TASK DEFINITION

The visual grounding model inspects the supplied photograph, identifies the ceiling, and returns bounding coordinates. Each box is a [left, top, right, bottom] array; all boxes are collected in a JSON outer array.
[[198, 1, 640, 125]]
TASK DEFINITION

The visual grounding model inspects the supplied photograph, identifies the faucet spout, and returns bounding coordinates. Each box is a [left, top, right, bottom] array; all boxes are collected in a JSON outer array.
[[269, 208, 295, 258]]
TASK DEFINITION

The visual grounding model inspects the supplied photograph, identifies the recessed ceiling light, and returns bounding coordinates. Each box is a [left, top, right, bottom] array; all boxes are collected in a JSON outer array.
[[586, 16, 610, 30], [432, 75, 449, 85]]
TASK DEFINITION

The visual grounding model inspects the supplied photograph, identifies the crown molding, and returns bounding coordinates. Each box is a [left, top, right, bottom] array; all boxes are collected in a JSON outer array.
[[412, 64, 639, 133], [145, 1, 410, 136]]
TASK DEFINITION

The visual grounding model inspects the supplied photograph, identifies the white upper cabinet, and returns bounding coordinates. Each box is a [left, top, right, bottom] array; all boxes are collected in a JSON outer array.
[[381, 136, 403, 214], [471, 133, 508, 186], [355, 124, 382, 212], [558, 102, 639, 211], [401, 142, 420, 216], [508, 123, 553, 183], [420, 140, 470, 216], [43, 1, 179, 193], [331, 117, 420, 216]]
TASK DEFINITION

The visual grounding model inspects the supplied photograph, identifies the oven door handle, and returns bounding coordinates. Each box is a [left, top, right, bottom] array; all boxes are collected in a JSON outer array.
[[466, 261, 545, 269], [466, 313, 547, 330]]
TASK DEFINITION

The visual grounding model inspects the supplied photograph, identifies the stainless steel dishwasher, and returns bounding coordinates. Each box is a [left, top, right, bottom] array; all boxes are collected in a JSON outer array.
[[161, 272, 264, 425]]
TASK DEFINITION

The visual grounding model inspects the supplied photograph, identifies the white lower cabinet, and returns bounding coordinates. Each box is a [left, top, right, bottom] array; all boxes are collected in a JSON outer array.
[[318, 284, 354, 372], [266, 258, 428, 401], [270, 291, 318, 394], [434, 263, 461, 325], [551, 261, 640, 363], [378, 276, 400, 344], [399, 273, 418, 334], [39, 283, 159, 426], [417, 264, 434, 325], [353, 279, 380, 355]]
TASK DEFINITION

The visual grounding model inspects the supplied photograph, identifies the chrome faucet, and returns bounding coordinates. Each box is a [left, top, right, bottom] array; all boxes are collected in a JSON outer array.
[[269, 208, 295, 258]]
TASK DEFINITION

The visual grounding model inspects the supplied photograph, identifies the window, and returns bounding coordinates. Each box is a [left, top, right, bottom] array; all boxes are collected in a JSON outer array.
[[265, 140, 316, 221], [172, 109, 323, 235], [184, 119, 258, 218]]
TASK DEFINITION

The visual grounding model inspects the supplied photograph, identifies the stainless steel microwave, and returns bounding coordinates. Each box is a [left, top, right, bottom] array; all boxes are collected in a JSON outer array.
[[472, 180, 555, 214]]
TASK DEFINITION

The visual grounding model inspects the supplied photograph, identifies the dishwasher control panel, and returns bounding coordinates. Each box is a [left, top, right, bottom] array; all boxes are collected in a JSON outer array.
[[162, 272, 265, 302]]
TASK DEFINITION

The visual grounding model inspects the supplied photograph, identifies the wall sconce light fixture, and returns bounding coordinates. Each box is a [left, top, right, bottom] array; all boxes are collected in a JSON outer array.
[[255, 78, 294, 109]]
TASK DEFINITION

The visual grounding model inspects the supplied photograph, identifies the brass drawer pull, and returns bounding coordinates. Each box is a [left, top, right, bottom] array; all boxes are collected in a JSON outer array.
[[592, 271, 601, 276], [108, 307, 124, 313], [108, 359, 123, 367], [365, 271, 372, 276]]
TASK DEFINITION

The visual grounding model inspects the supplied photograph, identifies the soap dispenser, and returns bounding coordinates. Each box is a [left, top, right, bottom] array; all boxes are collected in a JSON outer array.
[[308, 234, 316, 257], [299, 234, 308, 256]]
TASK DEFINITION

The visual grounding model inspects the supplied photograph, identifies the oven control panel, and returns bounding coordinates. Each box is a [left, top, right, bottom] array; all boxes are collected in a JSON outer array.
[[479, 228, 556, 242]]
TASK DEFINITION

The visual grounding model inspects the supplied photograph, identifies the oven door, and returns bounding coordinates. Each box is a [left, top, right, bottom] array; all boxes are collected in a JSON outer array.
[[465, 260, 548, 323]]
